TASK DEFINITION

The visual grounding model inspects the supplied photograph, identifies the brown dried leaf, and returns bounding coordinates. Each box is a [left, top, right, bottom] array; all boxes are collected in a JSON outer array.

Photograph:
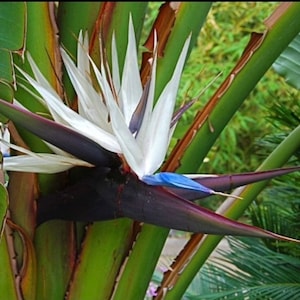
[[141, 2, 180, 84]]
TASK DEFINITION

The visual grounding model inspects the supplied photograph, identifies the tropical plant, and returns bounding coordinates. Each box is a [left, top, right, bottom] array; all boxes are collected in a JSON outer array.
[[179, 236, 300, 300], [0, 2, 299, 300]]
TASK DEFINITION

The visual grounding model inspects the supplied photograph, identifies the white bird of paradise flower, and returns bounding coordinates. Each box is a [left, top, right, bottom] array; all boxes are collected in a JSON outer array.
[[1, 16, 238, 198]]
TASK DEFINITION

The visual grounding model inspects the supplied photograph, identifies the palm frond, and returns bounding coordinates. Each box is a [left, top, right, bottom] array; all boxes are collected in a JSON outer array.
[[183, 237, 300, 300]]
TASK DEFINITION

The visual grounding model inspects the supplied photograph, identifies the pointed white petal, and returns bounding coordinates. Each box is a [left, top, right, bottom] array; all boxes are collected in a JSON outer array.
[[61, 47, 111, 132], [90, 58, 145, 175], [184, 174, 218, 178], [136, 34, 158, 147], [76, 30, 100, 122], [77, 31, 90, 76], [143, 35, 191, 175], [119, 15, 143, 125], [111, 33, 121, 92], [44, 141, 76, 157], [3, 154, 93, 173], [102, 84, 145, 177], [24, 53, 62, 104], [91, 50, 146, 177], [1, 141, 93, 173], [89, 56, 117, 106], [17, 61, 121, 153]]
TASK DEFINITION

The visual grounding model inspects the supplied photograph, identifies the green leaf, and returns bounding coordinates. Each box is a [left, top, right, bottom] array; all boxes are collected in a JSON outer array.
[[0, 2, 25, 111], [0, 2, 25, 50], [12, 3, 63, 164], [273, 33, 300, 90]]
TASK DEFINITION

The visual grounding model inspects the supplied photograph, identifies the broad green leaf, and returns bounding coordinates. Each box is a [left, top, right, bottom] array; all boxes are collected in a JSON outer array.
[[7, 172, 37, 268], [13, 2, 58, 112], [0, 50, 15, 101], [0, 185, 18, 300], [0, 2, 25, 114], [0, 2, 25, 50], [57, 2, 103, 54], [112, 224, 167, 300], [273, 32, 300, 90], [0, 77, 14, 111]]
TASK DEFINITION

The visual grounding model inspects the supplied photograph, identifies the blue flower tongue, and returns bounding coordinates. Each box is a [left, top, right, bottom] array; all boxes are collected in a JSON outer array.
[[142, 172, 215, 195], [143, 172, 243, 199]]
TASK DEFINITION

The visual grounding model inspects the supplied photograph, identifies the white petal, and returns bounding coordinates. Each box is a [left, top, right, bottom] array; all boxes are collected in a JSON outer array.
[[61, 47, 111, 132], [119, 15, 143, 125], [77, 31, 90, 76], [91, 48, 145, 177], [143, 35, 191, 175], [111, 33, 121, 92], [103, 85, 145, 177], [24, 53, 62, 104], [17, 61, 121, 153], [136, 35, 158, 148], [90, 58, 145, 175], [1, 141, 93, 173], [76, 30, 99, 122], [44, 141, 76, 157], [0, 122, 9, 141], [3, 154, 93, 173]]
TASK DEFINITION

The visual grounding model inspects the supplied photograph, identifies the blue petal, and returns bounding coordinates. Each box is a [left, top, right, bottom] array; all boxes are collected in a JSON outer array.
[[142, 172, 214, 195]]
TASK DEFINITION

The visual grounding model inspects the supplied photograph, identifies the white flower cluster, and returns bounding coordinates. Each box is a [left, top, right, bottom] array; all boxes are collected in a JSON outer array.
[[3, 16, 190, 181]]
